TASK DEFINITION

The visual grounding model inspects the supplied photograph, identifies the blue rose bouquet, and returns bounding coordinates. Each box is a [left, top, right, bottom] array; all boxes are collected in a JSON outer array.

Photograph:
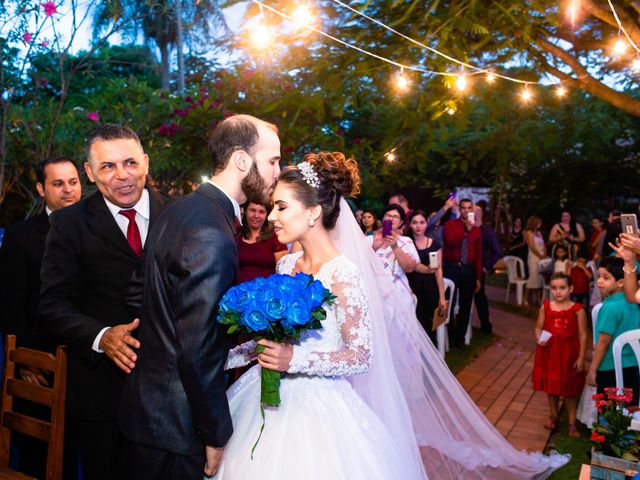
[[217, 272, 334, 407]]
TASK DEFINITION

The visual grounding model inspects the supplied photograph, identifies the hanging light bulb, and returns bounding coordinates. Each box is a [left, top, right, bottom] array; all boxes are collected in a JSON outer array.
[[384, 150, 396, 162], [486, 72, 496, 83], [292, 4, 315, 27], [632, 58, 640, 72], [446, 107, 456, 115], [566, 0, 579, 29], [394, 69, 410, 92], [556, 85, 567, 98], [521, 86, 532, 103], [455, 74, 468, 92], [250, 21, 273, 50], [613, 38, 627, 55]]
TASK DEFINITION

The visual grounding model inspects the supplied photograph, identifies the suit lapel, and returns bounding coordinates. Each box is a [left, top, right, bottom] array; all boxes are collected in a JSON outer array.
[[85, 192, 138, 259], [195, 183, 237, 236]]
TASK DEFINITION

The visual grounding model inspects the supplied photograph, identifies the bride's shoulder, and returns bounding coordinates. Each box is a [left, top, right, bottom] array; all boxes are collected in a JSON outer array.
[[276, 251, 302, 274], [328, 255, 363, 284]]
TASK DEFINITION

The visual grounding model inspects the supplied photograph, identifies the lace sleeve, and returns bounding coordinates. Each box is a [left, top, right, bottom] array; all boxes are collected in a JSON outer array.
[[288, 262, 372, 376], [225, 340, 257, 370]]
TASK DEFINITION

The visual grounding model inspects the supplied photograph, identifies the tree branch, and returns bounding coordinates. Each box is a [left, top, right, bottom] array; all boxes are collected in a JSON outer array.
[[582, 0, 640, 46], [535, 33, 640, 116]]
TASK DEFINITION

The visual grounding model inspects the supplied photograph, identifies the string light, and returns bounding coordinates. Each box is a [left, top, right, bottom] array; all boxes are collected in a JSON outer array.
[[486, 72, 495, 83], [613, 38, 627, 55], [394, 68, 410, 92], [556, 85, 567, 98], [384, 150, 397, 162], [566, 0, 579, 29], [455, 74, 468, 92], [633, 58, 640, 72], [521, 86, 532, 103], [249, 4, 273, 50], [292, 4, 315, 27], [446, 107, 456, 115]]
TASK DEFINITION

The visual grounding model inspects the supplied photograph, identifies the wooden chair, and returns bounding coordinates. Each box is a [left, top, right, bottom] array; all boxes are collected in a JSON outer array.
[[0, 336, 67, 480]]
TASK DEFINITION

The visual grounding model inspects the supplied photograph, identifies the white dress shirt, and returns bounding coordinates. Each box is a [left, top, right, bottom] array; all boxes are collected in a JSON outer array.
[[92, 189, 150, 353]]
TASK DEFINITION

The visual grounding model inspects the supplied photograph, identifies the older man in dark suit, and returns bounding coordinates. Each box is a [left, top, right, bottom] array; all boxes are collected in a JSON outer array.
[[0, 156, 81, 477], [39, 124, 171, 480], [120, 114, 281, 479]]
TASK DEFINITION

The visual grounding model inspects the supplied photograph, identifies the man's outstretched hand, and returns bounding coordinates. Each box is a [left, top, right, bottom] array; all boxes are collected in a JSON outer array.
[[99, 318, 141, 373], [204, 445, 224, 477]]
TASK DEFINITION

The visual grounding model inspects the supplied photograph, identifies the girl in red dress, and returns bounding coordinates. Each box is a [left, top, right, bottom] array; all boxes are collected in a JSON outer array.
[[532, 272, 588, 438]]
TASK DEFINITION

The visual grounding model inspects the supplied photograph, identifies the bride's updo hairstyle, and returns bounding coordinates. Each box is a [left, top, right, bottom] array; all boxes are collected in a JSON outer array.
[[279, 151, 360, 230]]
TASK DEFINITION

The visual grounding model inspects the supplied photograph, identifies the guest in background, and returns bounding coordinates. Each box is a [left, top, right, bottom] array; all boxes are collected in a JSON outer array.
[[355, 208, 363, 225], [389, 193, 411, 234], [0, 156, 81, 478], [553, 244, 571, 275], [549, 210, 585, 261], [588, 216, 606, 261], [368, 204, 419, 300], [524, 215, 547, 306], [443, 198, 482, 348], [570, 257, 592, 305], [473, 205, 502, 335], [602, 209, 622, 258], [237, 200, 288, 284], [360, 209, 379, 236], [407, 210, 447, 345], [508, 216, 528, 274]]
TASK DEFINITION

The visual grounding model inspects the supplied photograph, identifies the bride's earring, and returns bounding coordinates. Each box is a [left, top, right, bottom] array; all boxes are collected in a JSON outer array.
[[308, 218, 315, 227]]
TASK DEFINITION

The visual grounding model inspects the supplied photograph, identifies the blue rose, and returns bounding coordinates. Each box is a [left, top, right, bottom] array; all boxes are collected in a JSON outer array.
[[265, 297, 286, 321], [240, 308, 270, 332], [307, 280, 327, 309], [285, 299, 311, 326]]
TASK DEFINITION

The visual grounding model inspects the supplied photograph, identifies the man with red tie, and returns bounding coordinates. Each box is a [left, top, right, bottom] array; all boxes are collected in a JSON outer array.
[[40, 124, 171, 480], [442, 198, 483, 349]]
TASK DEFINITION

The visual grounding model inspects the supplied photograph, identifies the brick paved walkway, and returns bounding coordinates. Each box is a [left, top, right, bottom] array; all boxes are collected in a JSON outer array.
[[455, 285, 551, 452]]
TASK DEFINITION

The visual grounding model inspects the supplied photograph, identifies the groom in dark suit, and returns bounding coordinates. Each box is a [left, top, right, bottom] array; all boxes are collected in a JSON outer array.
[[120, 114, 281, 479], [39, 124, 171, 480]]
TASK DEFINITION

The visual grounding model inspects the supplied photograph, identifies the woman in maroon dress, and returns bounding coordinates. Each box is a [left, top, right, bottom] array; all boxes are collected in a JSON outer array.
[[237, 201, 288, 283]]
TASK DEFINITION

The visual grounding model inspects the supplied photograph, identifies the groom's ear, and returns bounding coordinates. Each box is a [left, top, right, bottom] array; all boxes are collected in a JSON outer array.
[[231, 150, 251, 173]]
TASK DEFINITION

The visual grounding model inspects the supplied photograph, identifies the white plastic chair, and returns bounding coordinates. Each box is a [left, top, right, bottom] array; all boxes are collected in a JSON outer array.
[[613, 329, 640, 406], [437, 278, 455, 358], [577, 302, 602, 427], [503, 255, 528, 305], [465, 310, 473, 346]]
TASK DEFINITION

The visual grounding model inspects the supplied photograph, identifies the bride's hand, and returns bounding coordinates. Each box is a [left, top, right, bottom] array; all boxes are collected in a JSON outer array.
[[256, 339, 293, 371]]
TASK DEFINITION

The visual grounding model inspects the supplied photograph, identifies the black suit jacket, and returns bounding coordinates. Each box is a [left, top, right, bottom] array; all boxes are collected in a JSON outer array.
[[0, 212, 52, 350], [119, 183, 236, 454], [39, 188, 171, 421]]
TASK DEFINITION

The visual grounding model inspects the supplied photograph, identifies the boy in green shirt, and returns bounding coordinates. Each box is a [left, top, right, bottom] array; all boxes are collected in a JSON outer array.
[[587, 257, 640, 404]]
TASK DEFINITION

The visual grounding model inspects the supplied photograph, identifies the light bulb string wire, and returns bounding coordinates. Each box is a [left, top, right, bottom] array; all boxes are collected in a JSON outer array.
[[327, 0, 529, 84], [252, 0, 486, 77]]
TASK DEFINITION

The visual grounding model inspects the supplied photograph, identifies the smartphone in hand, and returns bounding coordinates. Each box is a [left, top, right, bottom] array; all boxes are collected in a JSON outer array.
[[621, 214, 639, 236], [382, 220, 393, 237], [428, 251, 439, 269], [467, 212, 475, 225]]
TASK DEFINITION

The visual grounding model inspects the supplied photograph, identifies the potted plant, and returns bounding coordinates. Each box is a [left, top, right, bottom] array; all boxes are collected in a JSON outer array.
[[590, 388, 640, 480]]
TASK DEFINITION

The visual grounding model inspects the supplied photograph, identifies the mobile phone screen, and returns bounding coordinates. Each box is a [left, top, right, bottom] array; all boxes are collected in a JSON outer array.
[[621, 214, 639, 236], [382, 220, 392, 236]]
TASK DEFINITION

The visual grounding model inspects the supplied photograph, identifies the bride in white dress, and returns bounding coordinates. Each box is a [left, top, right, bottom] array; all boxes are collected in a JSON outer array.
[[215, 152, 569, 479], [215, 152, 426, 478]]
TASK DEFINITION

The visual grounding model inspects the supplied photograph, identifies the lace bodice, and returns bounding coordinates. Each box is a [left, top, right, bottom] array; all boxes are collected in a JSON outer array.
[[225, 252, 372, 377]]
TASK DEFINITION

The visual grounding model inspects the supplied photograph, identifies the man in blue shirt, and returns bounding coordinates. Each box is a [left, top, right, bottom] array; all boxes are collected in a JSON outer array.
[[473, 205, 502, 335]]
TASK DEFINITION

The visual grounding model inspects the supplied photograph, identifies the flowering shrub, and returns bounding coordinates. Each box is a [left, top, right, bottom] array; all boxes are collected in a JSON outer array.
[[591, 387, 640, 460]]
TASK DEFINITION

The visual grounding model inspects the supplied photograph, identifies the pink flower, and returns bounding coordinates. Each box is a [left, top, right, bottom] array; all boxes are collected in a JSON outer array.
[[23, 32, 32, 43], [173, 108, 188, 117], [40, 40, 49, 47], [42, 1, 57, 16], [158, 122, 178, 137], [86, 112, 100, 123], [591, 432, 605, 443]]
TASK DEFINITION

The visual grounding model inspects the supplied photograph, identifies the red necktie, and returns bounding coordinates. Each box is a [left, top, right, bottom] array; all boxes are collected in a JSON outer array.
[[119, 209, 142, 256]]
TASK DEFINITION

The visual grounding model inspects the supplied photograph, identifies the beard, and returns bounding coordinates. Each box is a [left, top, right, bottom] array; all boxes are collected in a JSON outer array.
[[241, 161, 271, 204]]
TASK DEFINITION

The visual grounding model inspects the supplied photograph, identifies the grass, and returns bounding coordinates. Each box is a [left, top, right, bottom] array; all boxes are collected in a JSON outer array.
[[444, 327, 496, 374]]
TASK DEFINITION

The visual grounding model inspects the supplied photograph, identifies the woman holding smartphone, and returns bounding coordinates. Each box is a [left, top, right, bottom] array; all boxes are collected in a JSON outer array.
[[368, 204, 419, 302], [407, 210, 447, 345]]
